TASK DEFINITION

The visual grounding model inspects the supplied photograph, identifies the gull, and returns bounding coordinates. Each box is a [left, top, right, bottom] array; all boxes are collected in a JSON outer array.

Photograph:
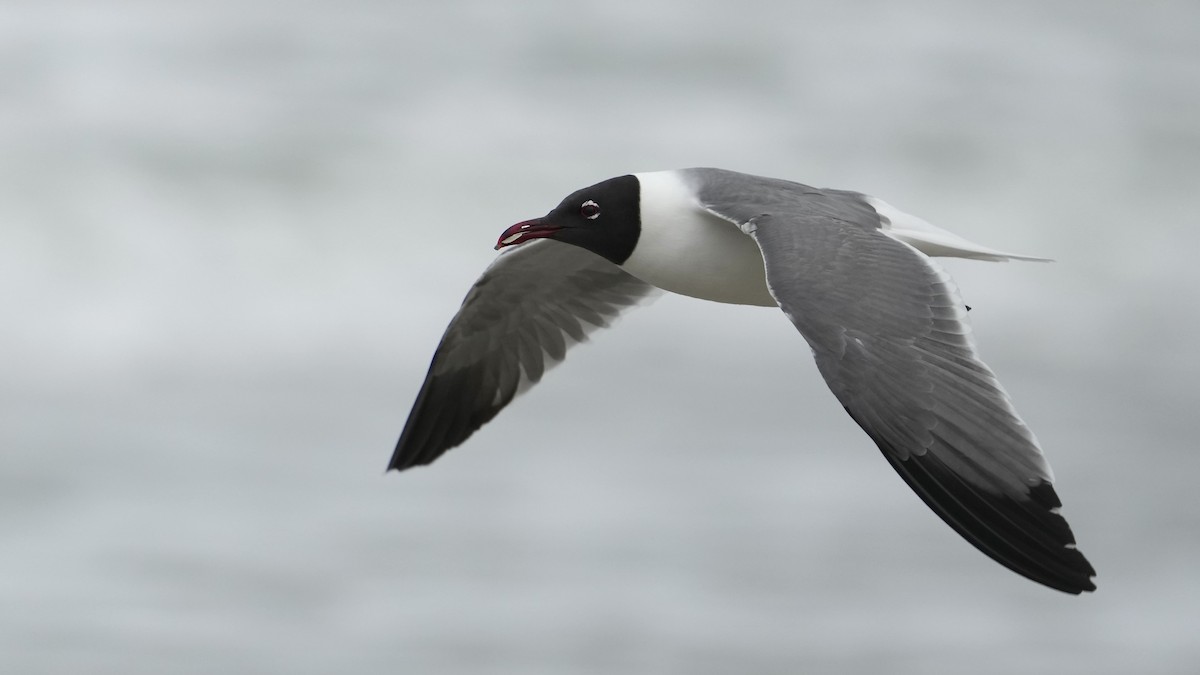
[[389, 168, 1096, 594]]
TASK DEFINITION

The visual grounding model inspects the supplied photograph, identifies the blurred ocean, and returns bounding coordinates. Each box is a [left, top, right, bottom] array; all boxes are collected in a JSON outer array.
[[3, 1, 1199, 673]]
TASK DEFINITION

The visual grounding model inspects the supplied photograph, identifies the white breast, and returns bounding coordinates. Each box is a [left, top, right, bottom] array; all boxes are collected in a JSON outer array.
[[624, 171, 777, 307]]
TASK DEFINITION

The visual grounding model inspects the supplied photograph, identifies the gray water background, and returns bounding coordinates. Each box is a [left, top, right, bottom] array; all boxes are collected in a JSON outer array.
[[3, 1, 1199, 673]]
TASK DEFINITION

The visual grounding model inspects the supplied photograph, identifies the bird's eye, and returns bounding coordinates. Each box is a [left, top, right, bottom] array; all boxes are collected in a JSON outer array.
[[580, 200, 601, 220]]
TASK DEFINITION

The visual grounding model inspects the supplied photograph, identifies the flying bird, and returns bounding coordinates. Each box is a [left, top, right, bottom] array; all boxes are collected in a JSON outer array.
[[389, 168, 1096, 594]]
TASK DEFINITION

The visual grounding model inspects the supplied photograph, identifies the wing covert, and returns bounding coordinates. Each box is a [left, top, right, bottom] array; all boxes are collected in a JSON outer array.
[[693, 181, 1096, 593], [390, 239, 656, 471]]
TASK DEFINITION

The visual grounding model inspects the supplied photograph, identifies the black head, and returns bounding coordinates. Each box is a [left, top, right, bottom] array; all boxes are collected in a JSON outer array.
[[495, 175, 641, 265]]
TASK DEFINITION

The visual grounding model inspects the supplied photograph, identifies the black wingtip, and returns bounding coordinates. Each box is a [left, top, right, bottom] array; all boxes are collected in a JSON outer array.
[[843, 406, 1097, 594], [1026, 481, 1097, 593], [388, 357, 516, 474], [889, 449, 1098, 594], [386, 443, 421, 473]]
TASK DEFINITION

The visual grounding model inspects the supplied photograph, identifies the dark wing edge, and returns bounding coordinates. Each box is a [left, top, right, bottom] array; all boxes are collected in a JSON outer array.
[[389, 239, 657, 472], [696, 190, 1096, 593], [862, 414, 1097, 593]]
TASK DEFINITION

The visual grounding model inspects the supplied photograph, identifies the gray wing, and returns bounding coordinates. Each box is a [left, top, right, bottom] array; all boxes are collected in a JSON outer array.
[[389, 239, 657, 471], [690, 170, 1096, 593]]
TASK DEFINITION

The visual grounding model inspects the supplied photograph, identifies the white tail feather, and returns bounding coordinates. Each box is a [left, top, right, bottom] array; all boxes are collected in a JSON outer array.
[[865, 196, 1052, 262]]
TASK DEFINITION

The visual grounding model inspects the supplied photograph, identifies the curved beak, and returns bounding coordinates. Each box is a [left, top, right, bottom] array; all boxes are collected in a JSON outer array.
[[495, 218, 562, 250]]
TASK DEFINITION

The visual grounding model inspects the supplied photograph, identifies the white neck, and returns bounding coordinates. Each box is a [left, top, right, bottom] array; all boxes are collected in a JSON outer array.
[[624, 171, 776, 307]]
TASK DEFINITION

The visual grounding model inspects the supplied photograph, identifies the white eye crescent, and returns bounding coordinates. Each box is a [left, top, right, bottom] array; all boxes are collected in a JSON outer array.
[[580, 200, 600, 220]]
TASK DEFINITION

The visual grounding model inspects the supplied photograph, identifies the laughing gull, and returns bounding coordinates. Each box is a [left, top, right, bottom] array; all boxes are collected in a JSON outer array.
[[390, 168, 1096, 594]]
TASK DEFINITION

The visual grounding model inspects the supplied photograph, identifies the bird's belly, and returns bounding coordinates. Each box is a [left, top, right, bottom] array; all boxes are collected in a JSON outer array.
[[622, 205, 778, 307]]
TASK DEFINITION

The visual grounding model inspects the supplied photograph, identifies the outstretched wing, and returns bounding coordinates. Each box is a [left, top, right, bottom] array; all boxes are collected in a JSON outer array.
[[390, 239, 657, 471], [692, 171, 1095, 593]]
